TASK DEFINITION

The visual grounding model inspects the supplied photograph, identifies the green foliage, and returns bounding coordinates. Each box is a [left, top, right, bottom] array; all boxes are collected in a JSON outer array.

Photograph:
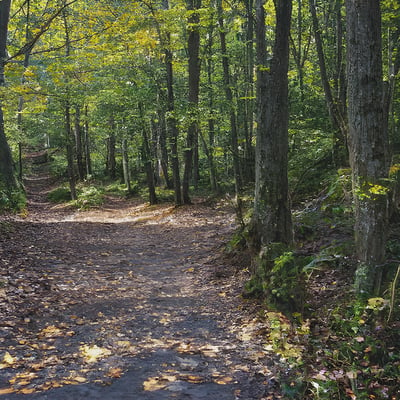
[[0, 188, 26, 213], [47, 186, 72, 203], [49, 154, 68, 179], [72, 185, 104, 210], [245, 245, 310, 314], [48, 183, 104, 209], [306, 295, 400, 399]]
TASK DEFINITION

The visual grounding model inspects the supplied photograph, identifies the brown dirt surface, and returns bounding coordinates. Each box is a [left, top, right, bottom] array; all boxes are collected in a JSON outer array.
[[0, 167, 282, 399]]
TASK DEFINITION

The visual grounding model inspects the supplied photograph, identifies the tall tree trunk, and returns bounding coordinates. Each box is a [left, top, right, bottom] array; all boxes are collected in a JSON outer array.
[[157, 107, 173, 188], [74, 105, 85, 180], [17, 0, 31, 144], [140, 115, 158, 205], [205, 11, 219, 192], [62, 10, 76, 200], [309, 0, 347, 166], [122, 138, 132, 193], [106, 119, 116, 179], [0, 0, 18, 195], [84, 105, 92, 176], [165, 45, 182, 205], [345, 0, 389, 296], [243, 0, 255, 182], [182, 0, 201, 204], [217, 0, 242, 195], [65, 102, 77, 200], [250, 0, 293, 250]]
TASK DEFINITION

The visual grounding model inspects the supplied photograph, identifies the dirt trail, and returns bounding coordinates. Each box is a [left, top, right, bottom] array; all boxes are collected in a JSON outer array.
[[0, 168, 281, 399]]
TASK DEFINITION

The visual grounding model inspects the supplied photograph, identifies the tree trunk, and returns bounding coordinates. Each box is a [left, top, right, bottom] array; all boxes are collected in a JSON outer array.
[[65, 103, 77, 200], [243, 0, 255, 182], [106, 119, 116, 179], [250, 0, 293, 250], [205, 14, 219, 192], [0, 0, 18, 196], [84, 105, 92, 176], [309, 0, 347, 166], [142, 126, 158, 205], [182, 0, 201, 204], [217, 0, 242, 195], [74, 105, 85, 180], [157, 108, 173, 188], [122, 138, 132, 193], [345, 0, 389, 296]]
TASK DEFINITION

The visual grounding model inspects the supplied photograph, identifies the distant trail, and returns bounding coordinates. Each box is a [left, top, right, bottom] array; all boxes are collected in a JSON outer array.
[[0, 163, 281, 399]]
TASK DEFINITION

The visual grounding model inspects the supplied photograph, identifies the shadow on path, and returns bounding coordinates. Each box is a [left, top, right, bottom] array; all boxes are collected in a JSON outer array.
[[0, 168, 281, 399]]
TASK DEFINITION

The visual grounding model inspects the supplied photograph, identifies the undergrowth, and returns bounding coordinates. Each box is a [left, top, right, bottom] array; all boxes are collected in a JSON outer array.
[[235, 170, 400, 399]]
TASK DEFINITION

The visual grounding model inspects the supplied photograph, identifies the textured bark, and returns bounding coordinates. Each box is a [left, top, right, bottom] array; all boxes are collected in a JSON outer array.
[[345, 0, 389, 295], [251, 0, 293, 249], [182, 0, 201, 204]]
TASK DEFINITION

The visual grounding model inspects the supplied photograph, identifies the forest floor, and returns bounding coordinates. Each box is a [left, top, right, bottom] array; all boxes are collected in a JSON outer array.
[[0, 162, 284, 399]]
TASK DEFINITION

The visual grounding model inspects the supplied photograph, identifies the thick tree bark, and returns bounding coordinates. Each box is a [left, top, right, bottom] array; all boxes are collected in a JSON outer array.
[[182, 0, 201, 204], [250, 0, 293, 250], [346, 0, 389, 296]]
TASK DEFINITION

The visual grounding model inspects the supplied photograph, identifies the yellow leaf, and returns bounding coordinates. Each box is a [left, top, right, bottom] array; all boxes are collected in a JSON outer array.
[[143, 375, 176, 391], [214, 376, 233, 385], [116, 340, 131, 348], [74, 376, 87, 383], [0, 388, 15, 394], [80, 345, 111, 363], [20, 388, 36, 394], [107, 367, 123, 378], [39, 325, 63, 338], [0, 352, 16, 369]]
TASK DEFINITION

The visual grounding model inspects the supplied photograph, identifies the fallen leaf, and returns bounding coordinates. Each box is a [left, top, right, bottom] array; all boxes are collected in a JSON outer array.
[[19, 388, 36, 394], [107, 367, 123, 378], [143, 375, 176, 391], [0, 388, 15, 395], [0, 352, 16, 369], [39, 325, 64, 338], [181, 375, 205, 383], [80, 344, 111, 363], [214, 376, 233, 385], [74, 376, 87, 383]]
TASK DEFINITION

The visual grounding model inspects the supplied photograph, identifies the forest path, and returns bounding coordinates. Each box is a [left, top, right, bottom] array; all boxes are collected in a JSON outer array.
[[0, 165, 281, 399]]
